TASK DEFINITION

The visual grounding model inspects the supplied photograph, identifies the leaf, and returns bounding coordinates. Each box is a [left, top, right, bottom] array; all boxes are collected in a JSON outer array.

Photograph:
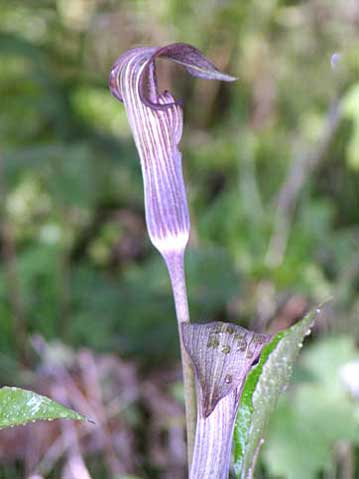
[[0, 387, 85, 429], [233, 306, 321, 478]]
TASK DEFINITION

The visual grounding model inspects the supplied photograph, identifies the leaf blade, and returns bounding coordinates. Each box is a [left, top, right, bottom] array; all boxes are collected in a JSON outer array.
[[233, 307, 321, 478], [0, 387, 85, 429]]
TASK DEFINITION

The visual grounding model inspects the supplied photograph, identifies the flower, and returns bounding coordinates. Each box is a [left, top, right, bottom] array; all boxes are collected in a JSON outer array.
[[109, 43, 237, 463], [109, 43, 236, 259]]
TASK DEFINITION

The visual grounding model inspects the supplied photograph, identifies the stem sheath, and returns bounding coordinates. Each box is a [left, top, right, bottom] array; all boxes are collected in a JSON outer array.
[[190, 392, 238, 479]]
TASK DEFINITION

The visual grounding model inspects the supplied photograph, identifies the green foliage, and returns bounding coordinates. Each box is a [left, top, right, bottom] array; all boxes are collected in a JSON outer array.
[[262, 336, 359, 479], [342, 83, 359, 170], [0, 387, 85, 429], [233, 308, 318, 477]]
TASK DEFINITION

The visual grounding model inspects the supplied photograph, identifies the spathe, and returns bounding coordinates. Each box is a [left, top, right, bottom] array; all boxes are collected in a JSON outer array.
[[109, 43, 236, 258]]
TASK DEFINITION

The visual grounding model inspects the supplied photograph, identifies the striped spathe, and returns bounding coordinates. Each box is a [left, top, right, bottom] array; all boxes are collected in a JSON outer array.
[[109, 43, 236, 258]]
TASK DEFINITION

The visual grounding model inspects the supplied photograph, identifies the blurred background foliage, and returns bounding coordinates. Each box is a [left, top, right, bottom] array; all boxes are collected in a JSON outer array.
[[0, 0, 358, 478]]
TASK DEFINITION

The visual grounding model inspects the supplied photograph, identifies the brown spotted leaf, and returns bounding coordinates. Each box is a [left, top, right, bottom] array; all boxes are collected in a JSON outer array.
[[182, 322, 270, 417]]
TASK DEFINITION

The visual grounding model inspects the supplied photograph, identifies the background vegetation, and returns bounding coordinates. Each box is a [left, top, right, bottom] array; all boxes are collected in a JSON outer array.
[[0, 1, 358, 478]]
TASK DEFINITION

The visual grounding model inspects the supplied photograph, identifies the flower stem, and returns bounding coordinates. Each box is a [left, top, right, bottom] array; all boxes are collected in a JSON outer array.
[[164, 251, 196, 466]]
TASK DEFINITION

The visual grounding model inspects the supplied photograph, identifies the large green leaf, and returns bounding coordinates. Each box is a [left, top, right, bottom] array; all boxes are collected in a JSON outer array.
[[233, 307, 320, 478], [0, 387, 85, 429]]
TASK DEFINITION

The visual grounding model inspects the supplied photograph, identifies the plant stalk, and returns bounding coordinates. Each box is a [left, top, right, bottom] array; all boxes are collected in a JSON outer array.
[[164, 250, 196, 466]]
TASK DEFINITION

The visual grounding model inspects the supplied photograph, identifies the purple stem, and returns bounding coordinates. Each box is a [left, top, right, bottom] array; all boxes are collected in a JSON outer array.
[[164, 250, 196, 465]]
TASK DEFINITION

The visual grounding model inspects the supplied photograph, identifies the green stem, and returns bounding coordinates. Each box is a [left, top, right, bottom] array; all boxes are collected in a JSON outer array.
[[165, 251, 196, 466]]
